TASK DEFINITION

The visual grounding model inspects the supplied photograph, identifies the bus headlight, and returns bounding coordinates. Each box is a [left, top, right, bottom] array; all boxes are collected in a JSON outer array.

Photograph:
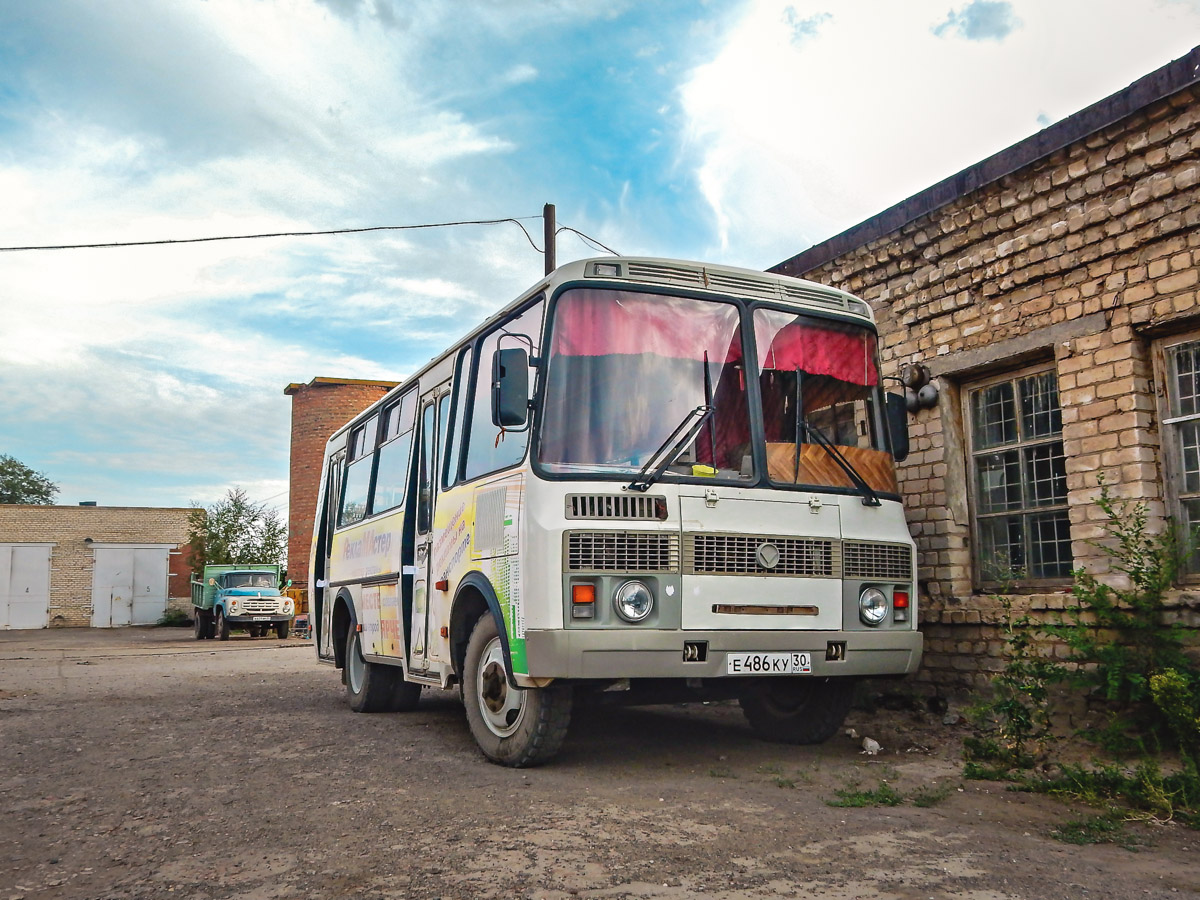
[[613, 581, 654, 623], [858, 588, 889, 626]]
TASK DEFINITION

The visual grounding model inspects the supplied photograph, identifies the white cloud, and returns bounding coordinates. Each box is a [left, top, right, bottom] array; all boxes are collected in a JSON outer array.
[[679, 0, 1200, 267]]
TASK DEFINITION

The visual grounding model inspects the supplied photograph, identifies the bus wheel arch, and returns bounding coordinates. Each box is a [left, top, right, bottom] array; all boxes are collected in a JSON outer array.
[[449, 574, 512, 691], [331, 591, 355, 672]]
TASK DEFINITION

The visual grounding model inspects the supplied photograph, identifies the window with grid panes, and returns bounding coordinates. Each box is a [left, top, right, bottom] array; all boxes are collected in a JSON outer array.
[[968, 369, 1071, 583], [1162, 338, 1200, 571]]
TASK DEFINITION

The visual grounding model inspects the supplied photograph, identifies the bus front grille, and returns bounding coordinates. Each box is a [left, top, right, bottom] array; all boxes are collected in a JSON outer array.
[[685, 534, 837, 577], [565, 531, 680, 572], [842, 542, 913, 581]]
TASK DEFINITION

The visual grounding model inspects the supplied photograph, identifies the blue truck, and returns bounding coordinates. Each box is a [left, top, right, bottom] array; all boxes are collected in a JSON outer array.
[[191, 564, 294, 640]]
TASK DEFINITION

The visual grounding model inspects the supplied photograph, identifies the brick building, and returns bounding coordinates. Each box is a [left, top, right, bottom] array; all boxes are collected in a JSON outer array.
[[0, 504, 192, 628], [284, 377, 398, 596], [770, 46, 1200, 689]]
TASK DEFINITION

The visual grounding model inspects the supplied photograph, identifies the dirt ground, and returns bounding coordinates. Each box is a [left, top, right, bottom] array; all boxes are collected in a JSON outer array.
[[2, 629, 1200, 900]]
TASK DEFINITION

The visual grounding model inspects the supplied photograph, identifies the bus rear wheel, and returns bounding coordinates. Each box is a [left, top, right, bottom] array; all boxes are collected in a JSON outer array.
[[462, 615, 571, 767], [345, 630, 421, 713], [738, 677, 855, 745]]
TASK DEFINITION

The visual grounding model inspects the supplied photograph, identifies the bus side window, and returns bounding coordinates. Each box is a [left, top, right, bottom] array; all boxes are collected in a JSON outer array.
[[462, 298, 544, 481], [372, 391, 417, 514], [442, 347, 472, 490], [417, 402, 437, 534], [339, 415, 378, 527]]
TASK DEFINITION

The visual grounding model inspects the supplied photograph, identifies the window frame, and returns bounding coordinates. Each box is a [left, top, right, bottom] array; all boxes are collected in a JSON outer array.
[[1153, 331, 1200, 579], [338, 414, 380, 529], [459, 296, 545, 484], [369, 388, 418, 516], [963, 362, 1072, 590]]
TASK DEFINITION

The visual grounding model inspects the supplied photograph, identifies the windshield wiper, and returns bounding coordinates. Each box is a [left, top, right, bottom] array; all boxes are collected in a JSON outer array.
[[800, 419, 882, 507], [626, 405, 714, 493]]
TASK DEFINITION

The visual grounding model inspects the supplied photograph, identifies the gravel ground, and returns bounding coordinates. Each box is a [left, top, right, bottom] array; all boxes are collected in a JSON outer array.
[[3, 627, 1200, 900]]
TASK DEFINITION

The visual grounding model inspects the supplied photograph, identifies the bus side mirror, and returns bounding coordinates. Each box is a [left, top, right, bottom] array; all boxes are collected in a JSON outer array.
[[492, 347, 530, 428], [886, 392, 909, 462]]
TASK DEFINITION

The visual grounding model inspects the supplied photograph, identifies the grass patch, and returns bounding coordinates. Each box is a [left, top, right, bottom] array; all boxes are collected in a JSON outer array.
[[910, 784, 952, 808], [828, 781, 904, 808], [708, 767, 736, 779], [1050, 813, 1141, 850], [771, 777, 796, 789]]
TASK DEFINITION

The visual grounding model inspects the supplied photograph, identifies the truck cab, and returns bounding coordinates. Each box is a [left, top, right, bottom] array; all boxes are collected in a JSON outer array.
[[191, 564, 294, 640]]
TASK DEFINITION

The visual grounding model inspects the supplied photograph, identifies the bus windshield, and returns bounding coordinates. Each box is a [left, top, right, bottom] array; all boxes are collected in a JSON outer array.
[[538, 288, 895, 494], [539, 289, 750, 479]]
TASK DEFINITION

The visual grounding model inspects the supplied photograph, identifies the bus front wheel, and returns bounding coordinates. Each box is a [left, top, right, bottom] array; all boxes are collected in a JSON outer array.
[[463, 615, 571, 767], [345, 630, 421, 713], [739, 677, 855, 745]]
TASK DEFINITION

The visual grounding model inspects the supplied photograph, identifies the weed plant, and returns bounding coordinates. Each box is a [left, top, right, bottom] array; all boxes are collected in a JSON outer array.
[[964, 485, 1200, 827]]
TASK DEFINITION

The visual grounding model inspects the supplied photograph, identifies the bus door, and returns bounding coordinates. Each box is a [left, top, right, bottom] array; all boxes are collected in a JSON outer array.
[[316, 450, 344, 661], [410, 382, 450, 673]]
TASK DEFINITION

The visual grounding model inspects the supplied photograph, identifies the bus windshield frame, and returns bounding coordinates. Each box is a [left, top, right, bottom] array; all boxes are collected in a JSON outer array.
[[534, 286, 898, 497]]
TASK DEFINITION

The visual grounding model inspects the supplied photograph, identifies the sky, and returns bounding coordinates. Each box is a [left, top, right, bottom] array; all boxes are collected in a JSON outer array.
[[2, 0, 1198, 527]]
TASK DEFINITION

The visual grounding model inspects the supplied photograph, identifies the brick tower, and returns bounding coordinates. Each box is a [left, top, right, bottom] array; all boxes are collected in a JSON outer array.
[[284, 377, 398, 596]]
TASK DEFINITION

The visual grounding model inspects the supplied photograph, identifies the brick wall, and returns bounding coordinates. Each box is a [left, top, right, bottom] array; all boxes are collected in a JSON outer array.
[[0, 505, 192, 627], [773, 65, 1200, 691], [285, 378, 398, 592]]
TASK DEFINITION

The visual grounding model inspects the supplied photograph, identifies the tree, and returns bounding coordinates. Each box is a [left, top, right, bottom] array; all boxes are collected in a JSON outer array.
[[0, 454, 59, 504], [185, 487, 287, 574]]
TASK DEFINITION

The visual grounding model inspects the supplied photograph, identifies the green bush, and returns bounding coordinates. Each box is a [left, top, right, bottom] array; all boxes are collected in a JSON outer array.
[[157, 608, 192, 627]]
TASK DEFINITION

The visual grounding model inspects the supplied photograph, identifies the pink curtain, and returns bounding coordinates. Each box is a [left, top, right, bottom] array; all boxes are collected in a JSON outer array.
[[552, 291, 743, 363], [755, 319, 878, 387]]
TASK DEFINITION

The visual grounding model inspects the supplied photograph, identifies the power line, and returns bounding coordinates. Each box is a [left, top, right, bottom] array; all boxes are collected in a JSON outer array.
[[557, 225, 619, 256], [0, 216, 546, 254]]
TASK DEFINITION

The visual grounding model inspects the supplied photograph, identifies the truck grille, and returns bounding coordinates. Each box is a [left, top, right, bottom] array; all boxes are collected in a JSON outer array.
[[565, 531, 679, 572], [240, 599, 280, 614], [842, 542, 913, 581], [685, 534, 837, 577]]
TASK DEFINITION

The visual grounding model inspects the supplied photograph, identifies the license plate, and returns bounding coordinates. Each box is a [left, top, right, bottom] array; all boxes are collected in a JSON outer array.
[[251, 616, 271, 621], [726, 651, 812, 675]]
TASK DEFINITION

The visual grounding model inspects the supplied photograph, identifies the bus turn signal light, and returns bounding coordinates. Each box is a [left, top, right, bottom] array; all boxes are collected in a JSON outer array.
[[572, 584, 596, 619]]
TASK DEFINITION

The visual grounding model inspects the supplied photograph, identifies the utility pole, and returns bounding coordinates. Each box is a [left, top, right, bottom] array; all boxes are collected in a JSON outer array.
[[543, 202, 556, 276]]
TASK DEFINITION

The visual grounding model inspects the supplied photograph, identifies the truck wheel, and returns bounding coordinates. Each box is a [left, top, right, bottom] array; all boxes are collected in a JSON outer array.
[[193, 612, 205, 640], [275, 623, 290, 640], [215, 610, 230, 641], [462, 614, 571, 767], [345, 630, 417, 712], [738, 677, 855, 745]]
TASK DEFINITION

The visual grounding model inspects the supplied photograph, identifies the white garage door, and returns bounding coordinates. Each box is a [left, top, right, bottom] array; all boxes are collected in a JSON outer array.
[[0, 544, 53, 630], [91, 545, 171, 627]]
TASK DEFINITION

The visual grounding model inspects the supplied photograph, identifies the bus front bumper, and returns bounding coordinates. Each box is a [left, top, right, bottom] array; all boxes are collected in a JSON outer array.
[[522, 628, 922, 681]]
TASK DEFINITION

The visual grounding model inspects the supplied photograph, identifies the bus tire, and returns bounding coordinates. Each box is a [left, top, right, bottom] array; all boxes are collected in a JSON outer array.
[[738, 677, 855, 745], [345, 630, 415, 713], [462, 614, 571, 768], [215, 610, 230, 641]]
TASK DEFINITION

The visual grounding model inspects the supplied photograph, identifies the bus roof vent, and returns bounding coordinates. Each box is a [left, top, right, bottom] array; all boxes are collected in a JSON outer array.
[[565, 494, 668, 521], [623, 261, 707, 289], [622, 261, 860, 315]]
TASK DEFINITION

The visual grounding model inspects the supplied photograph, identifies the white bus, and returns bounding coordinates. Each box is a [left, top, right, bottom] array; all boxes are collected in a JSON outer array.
[[309, 257, 921, 766]]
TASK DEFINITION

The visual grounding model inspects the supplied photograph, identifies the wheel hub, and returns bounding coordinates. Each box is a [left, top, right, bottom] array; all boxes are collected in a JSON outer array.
[[475, 637, 526, 737]]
